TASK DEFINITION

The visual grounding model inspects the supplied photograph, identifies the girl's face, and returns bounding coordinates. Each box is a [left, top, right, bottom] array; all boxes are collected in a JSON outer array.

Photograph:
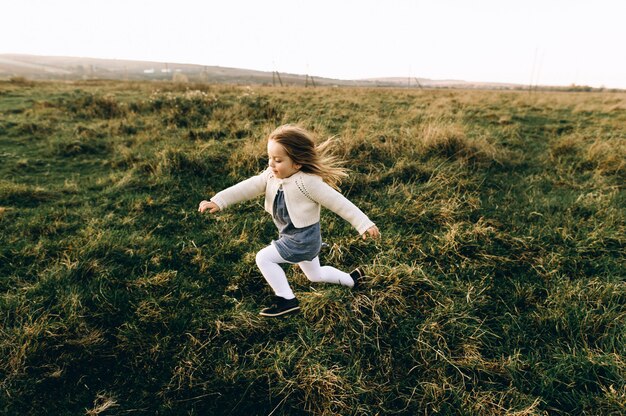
[[267, 139, 301, 179]]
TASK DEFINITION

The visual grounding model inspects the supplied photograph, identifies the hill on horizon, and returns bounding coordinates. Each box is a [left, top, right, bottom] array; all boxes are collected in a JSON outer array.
[[1, 53, 530, 89]]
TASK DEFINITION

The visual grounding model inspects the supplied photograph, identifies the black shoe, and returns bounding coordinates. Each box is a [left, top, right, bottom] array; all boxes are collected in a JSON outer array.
[[259, 296, 300, 317], [350, 268, 365, 289]]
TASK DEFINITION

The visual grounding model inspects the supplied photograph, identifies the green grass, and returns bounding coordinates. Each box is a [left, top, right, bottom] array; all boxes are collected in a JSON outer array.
[[1, 80, 625, 415]]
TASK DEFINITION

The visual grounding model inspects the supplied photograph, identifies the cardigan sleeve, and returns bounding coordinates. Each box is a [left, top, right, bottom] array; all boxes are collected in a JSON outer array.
[[304, 175, 375, 235], [210, 169, 269, 210]]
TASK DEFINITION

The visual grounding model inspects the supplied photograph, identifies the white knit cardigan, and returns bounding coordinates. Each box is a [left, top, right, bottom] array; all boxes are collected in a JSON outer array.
[[210, 168, 375, 235]]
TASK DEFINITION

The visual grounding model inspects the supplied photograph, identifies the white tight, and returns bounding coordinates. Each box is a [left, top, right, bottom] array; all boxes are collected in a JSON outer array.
[[255, 244, 354, 299]]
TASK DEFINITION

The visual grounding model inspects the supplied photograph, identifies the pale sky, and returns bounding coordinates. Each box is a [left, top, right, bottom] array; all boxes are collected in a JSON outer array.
[[3, 0, 626, 88]]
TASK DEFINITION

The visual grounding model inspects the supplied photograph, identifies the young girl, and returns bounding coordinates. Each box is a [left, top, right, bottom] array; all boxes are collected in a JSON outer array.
[[198, 125, 380, 317]]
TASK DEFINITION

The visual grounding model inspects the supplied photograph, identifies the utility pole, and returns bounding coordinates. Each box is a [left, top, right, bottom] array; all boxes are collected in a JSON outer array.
[[529, 48, 538, 95], [273, 71, 283, 86]]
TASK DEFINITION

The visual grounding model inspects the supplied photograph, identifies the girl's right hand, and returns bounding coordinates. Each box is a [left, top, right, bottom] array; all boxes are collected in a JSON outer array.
[[198, 200, 220, 214]]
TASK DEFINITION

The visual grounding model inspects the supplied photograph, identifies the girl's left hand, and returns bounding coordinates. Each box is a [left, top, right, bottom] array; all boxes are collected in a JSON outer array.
[[362, 225, 381, 240]]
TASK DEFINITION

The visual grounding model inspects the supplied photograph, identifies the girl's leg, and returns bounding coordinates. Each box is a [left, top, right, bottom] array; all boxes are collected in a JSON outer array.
[[298, 257, 354, 288], [255, 245, 296, 299]]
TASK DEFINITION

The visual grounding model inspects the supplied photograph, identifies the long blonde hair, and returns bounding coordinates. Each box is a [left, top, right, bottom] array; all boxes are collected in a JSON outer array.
[[268, 124, 348, 190]]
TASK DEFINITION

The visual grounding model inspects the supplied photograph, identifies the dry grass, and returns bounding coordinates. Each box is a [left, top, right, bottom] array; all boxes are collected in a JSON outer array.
[[0, 80, 624, 415]]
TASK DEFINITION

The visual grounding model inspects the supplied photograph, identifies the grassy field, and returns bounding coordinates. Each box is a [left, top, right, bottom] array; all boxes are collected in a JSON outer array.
[[1, 79, 624, 415]]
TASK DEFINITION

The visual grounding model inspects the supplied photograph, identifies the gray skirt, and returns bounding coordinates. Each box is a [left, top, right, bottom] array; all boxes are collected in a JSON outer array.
[[272, 188, 322, 263]]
